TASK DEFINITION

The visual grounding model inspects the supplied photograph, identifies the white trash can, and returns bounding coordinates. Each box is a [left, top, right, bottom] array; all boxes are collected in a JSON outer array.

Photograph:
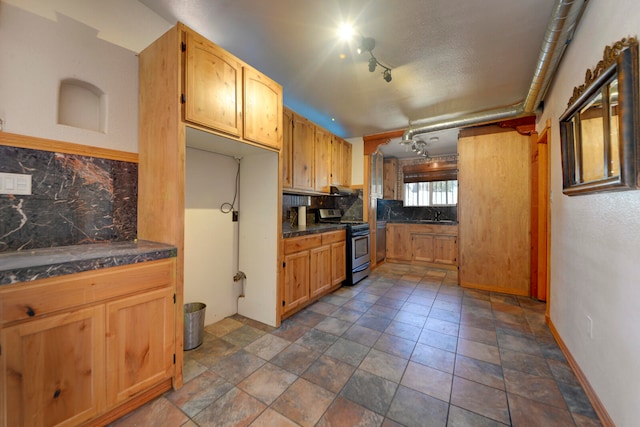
[[184, 302, 206, 350]]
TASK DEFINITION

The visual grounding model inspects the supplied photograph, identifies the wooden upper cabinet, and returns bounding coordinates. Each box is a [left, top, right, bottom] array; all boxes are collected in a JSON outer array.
[[343, 140, 352, 187], [330, 136, 342, 186], [282, 108, 294, 188], [315, 127, 332, 192], [383, 158, 398, 199], [183, 29, 242, 137], [243, 66, 282, 150], [292, 113, 315, 191]]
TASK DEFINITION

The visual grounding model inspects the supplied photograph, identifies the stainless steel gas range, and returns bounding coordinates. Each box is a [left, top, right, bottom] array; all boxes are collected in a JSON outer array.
[[319, 209, 371, 286]]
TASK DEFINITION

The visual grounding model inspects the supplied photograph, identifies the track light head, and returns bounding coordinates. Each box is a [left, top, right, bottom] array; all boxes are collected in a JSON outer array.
[[383, 69, 392, 82], [368, 56, 377, 72], [358, 37, 376, 54]]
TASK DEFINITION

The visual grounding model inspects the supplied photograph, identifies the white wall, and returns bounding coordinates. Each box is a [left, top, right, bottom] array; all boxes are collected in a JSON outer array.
[[0, 3, 139, 152], [184, 148, 242, 326], [540, 2, 640, 425]]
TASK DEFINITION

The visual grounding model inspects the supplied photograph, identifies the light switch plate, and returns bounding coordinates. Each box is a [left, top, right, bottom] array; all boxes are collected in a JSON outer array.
[[0, 172, 32, 195]]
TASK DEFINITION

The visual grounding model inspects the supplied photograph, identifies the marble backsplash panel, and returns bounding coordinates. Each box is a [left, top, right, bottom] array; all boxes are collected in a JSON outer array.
[[0, 145, 137, 251]]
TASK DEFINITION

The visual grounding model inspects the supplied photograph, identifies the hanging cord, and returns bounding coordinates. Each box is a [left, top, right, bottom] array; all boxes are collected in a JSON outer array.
[[220, 158, 240, 213]]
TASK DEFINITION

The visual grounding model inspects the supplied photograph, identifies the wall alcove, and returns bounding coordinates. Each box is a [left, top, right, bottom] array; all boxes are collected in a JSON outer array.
[[58, 78, 106, 133]]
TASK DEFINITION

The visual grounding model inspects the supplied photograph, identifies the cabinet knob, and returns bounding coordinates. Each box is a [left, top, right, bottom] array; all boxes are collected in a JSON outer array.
[[53, 389, 61, 399], [26, 306, 35, 317]]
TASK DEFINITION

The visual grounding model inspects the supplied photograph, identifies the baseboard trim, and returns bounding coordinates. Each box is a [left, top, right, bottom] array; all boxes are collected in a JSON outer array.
[[547, 319, 615, 427]]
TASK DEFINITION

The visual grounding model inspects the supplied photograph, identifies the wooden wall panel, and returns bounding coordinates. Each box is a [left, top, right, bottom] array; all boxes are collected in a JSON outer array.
[[458, 127, 531, 296]]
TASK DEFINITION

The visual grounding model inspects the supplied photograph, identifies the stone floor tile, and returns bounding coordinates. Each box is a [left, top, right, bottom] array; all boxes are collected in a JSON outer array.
[[507, 392, 575, 427], [306, 301, 339, 315], [343, 299, 376, 312], [375, 296, 407, 309], [386, 385, 449, 427], [450, 376, 510, 425], [320, 294, 351, 306], [342, 324, 383, 347], [557, 381, 599, 419], [500, 349, 553, 378], [411, 342, 455, 373], [248, 408, 299, 427], [385, 320, 422, 341], [270, 342, 320, 375], [424, 317, 460, 336], [243, 333, 290, 360], [289, 309, 327, 328], [453, 354, 505, 390], [330, 306, 365, 323], [496, 331, 543, 357], [237, 362, 297, 405], [324, 337, 371, 366], [418, 329, 458, 353], [367, 304, 400, 320], [457, 337, 501, 365], [447, 405, 508, 426], [503, 368, 567, 409], [166, 370, 233, 417], [356, 313, 394, 332], [316, 396, 385, 427], [271, 378, 335, 427], [270, 320, 310, 342], [394, 310, 428, 328], [109, 397, 188, 427], [192, 387, 266, 427], [359, 348, 409, 383], [204, 317, 244, 337], [354, 291, 382, 304], [340, 369, 398, 415], [547, 359, 581, 386], [221, 324, 266, 348], [458, 324, 498, 346], [182, 358, 208, 383], [432, 299, 462, 313], [315, 316, 353, 336], [210, 349, 266, 384], [429, 307, 461, 324], [302, 354, 356, 393], [294, 328, 339, 352], [400, 361, 452, 402], [374, 333, 416, 359]]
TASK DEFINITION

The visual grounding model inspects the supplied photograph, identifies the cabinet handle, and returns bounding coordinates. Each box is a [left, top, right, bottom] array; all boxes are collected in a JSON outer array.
[[26, 306, 35, 317], [53, 389, 61, 399]]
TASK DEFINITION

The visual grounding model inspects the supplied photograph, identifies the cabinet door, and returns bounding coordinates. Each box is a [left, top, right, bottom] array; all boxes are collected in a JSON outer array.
[[292, 114, 315, 191], [434, 235, 458, 265], [243, 66, 282, 149], [310, 245, 331, 298], [330, 137, 342, 186], [1, 306, 105, 427], [315, 127, 332, 192], [386, 224, 412, 262], [282, 108, 294, 188], [342, 141, 352, 187], [106, 287, 175, 407], [412, 234, 435, 262], [283, 251, 310, 313], [330, 240, 347, 286], [184, 30, 242, 137], [383, 158, 397, 199]]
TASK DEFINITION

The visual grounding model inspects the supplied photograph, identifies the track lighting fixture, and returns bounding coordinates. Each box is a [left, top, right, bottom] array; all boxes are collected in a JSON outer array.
[[357, 36, 392, 83]]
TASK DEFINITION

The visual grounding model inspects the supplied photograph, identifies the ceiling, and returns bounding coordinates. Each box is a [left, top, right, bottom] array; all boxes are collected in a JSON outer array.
[[10, 0, 560, 158]]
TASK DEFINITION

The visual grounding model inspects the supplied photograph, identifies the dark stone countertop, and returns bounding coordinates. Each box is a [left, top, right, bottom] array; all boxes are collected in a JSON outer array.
[[282, 223, 348, 238], [0, 240, 177, 285]]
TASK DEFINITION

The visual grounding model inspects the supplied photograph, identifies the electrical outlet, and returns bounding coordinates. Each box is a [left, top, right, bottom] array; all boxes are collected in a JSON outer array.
[[232, 210, 238, 222], [0, 172, 32, 195], [586, 315, 593, 339]]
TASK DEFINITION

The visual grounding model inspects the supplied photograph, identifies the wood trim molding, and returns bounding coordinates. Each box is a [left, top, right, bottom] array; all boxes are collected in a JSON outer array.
[[547, 319, 615, 427], [0, 132, 139, 163], [363, 129, 405, 155]]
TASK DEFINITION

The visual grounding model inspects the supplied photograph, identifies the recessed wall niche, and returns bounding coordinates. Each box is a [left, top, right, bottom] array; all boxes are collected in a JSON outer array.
[[58, 78, 107, 133]]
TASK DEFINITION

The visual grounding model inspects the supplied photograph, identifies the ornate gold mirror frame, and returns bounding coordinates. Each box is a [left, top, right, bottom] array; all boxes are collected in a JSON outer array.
[[559, 37, 639, 195]]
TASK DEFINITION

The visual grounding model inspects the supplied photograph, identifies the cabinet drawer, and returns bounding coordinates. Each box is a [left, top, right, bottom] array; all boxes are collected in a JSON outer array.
[[284, 235, 322, 254], [0, 258, 175, 325], [322, 230, 346, 245]]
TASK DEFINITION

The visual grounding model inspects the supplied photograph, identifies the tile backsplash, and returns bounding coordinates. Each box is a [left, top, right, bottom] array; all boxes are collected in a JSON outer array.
[[0, 145, 137, 251]]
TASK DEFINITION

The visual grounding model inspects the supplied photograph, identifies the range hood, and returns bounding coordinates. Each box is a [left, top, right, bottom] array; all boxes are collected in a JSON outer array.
[[330, 186, 356, 196]]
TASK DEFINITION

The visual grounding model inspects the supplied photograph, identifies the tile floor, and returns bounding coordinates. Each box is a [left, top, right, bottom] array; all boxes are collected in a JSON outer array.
[[110, 263, 602, 427]]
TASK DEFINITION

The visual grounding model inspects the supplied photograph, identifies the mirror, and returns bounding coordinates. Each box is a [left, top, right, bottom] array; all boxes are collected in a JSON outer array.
[[559, 37, 639, 195]]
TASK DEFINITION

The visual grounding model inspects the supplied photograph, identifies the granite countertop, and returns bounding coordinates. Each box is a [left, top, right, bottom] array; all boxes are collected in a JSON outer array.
[[282, 222, 348, 238], [0, 240, 177, 286]]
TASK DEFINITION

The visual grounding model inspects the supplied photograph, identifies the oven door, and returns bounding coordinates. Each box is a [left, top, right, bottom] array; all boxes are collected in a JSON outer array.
[[352, 232, 371, 269]]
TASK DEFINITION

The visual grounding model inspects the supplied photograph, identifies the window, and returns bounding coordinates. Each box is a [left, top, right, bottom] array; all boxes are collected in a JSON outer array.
[[404, 180, 458, 206]]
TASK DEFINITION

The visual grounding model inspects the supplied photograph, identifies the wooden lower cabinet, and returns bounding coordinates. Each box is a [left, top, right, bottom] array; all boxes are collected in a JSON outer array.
[[1, 306, 106, 427], [283, 230, 346, 317], [106, 287, 175, 406], [386, 223, 458, 269], [0, 259, 177, 427]]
